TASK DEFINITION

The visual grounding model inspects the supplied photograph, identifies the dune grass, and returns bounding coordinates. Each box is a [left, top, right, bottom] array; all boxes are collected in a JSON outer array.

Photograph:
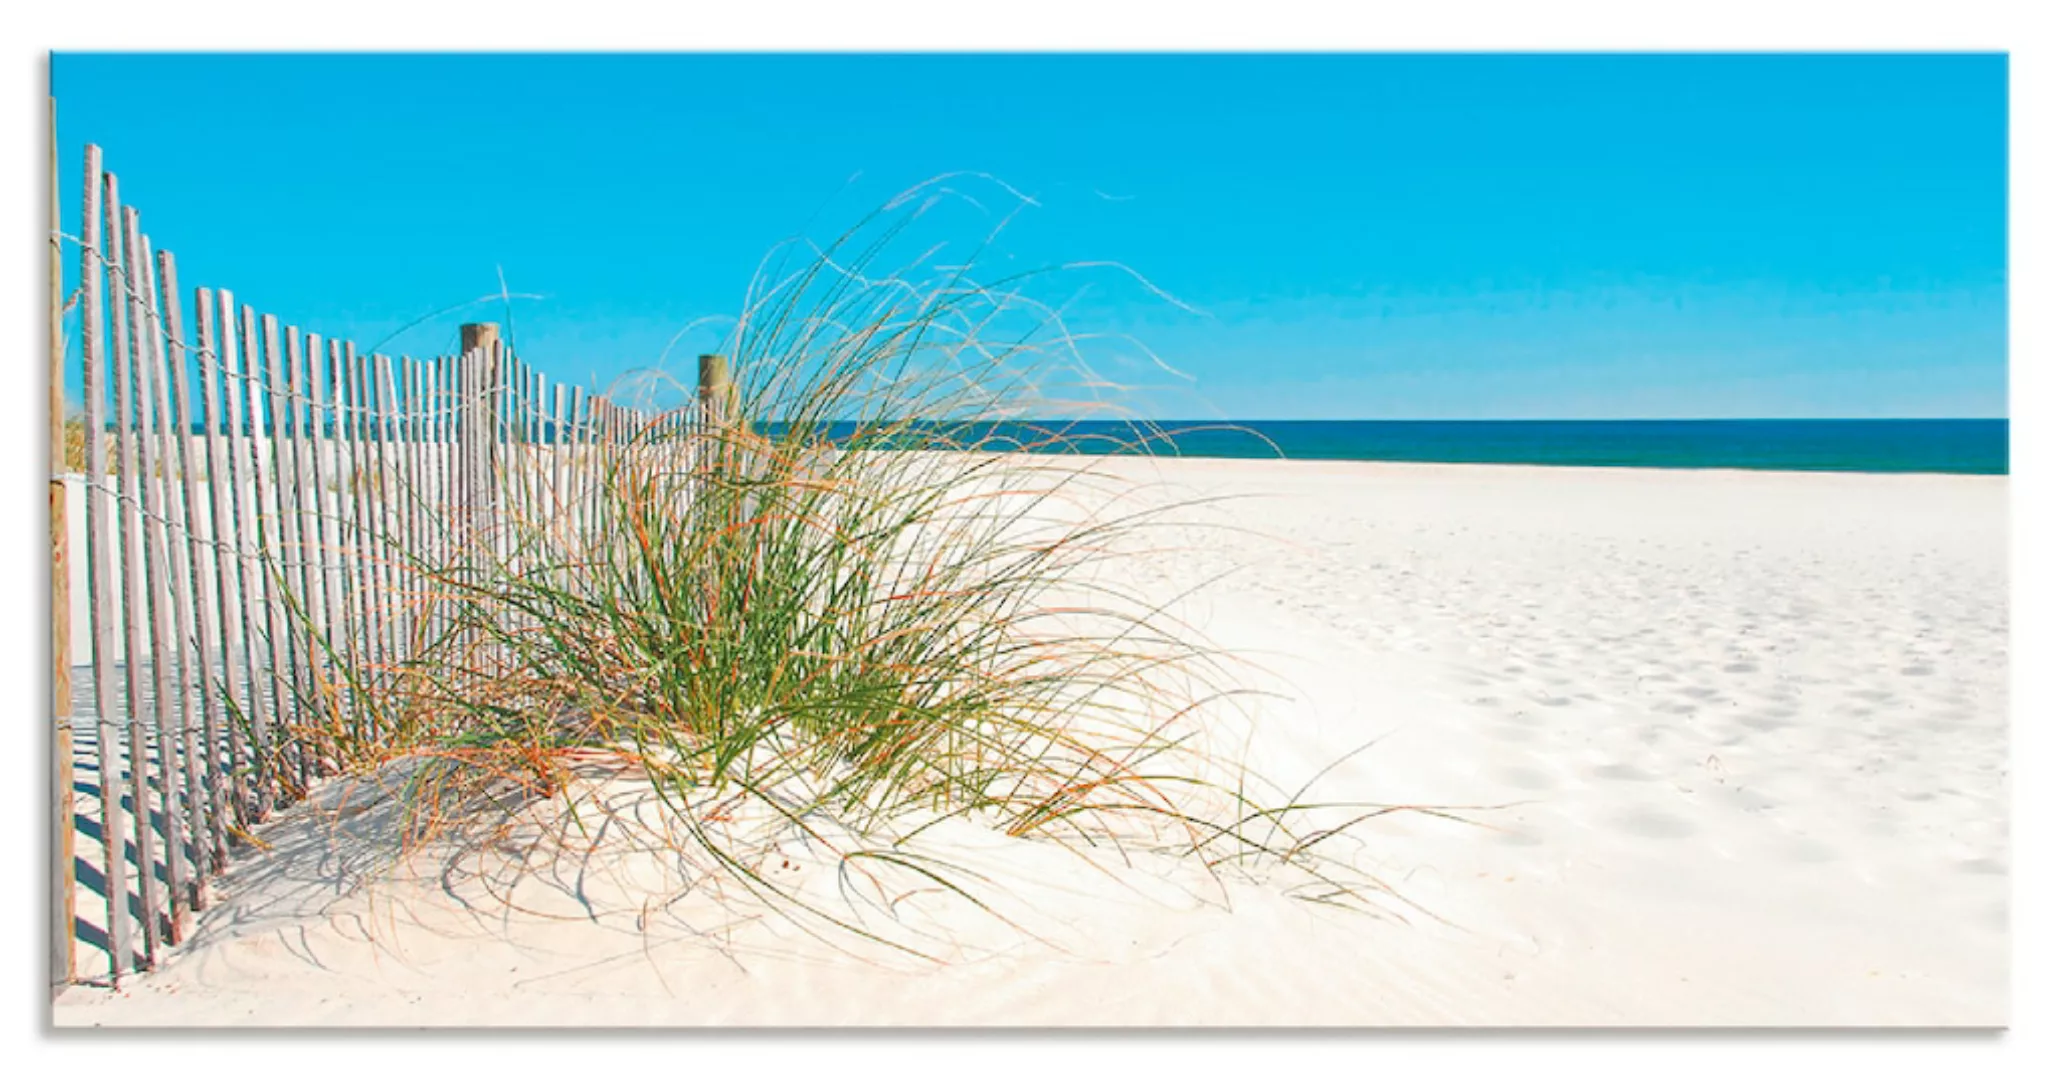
[[64, 414, 89, 473], [257, 186, 1432, 959]]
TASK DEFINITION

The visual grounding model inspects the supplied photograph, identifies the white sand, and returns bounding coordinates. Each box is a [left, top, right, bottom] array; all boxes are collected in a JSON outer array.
[[52, 459, 2009, 1027]]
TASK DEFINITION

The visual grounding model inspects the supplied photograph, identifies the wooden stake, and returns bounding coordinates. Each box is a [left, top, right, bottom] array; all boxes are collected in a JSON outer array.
[[698, 354, 732, 428], [347, 348, 378, 699], [106, 191, 162, 969], [438, 353, 456, 646], [49, 96, 77, 995], [459, 326, 496, 567], [374, 354, 405, 672], [300, 334, 339, 740], [79, 146, 132, 984], [285, 330, 320, 791], [128, 223, 189, 945], [399, 357, 422, 656], [333, 341, 369, 741], [569, 386, 587, 554], [194, 289, 246, 851], [230, 300, 278, 822], [259, 315, 303, 803], [156, 250, 223, 889]]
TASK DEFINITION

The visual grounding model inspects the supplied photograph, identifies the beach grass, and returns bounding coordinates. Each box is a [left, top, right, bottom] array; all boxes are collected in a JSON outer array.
[[65, 414, 86, 473], [259, 185, 1425, 958]]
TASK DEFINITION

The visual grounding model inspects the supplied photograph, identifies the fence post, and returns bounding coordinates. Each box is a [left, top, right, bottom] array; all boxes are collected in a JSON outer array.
[[459, 324, 499, 563], [49, 94, 77, 998], [697, 353, 731, 427]]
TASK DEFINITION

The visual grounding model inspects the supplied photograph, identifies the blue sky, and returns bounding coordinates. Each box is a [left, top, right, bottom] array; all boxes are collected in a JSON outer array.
[[53, 53, 2007, 419]]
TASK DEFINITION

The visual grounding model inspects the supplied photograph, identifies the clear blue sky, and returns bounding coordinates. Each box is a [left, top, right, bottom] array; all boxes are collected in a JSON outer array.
[[53, 53, 2007, 419]]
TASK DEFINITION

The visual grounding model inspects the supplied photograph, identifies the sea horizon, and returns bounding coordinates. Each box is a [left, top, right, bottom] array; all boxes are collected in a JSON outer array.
[[120, 416, 2009, 475], [980, 417, 2010, 475]]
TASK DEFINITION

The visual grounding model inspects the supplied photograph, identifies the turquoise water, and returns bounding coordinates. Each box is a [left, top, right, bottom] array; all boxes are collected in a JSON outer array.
[[977, 419, 2008, 475], [179, 417, 2007, 476]]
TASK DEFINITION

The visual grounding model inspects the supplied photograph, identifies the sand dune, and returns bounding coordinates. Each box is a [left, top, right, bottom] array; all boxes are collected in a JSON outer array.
[[53, 459, 2008, 1026]]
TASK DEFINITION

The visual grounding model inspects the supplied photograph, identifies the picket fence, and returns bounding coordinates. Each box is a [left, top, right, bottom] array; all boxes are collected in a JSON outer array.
[[51, 139, 727, 988]]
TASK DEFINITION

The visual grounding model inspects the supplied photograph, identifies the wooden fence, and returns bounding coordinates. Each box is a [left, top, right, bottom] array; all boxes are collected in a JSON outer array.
[[52, 140, 721, 988]]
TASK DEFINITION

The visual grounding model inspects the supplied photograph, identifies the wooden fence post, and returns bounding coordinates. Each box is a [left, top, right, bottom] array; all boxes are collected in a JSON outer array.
[[107, 184, 163, 969], [49, 94, 76, 997], [698, 354, 735, 510], [156, 250, 224, 890], [80, 144, 133, 985], [131, 223, 190, 945], [459, 323, 498, 568], [697, 354, 732, 427]]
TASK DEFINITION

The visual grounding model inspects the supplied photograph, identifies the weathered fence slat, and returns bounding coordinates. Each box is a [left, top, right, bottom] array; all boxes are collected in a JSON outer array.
[[316, 337, 350, 742], [294, 333, 331, 764], [142, 243, 202, 915], [551, 383, 570, 528], [157, 251, 226, 884], [368, 351, 392, 696], [233, 301, 280, 821], [372, 354, 404, 671], [398, 357, 422, 656], [332, 341, 368, 740], [286, 329, 323, 789], [50, 96, 76, 996], [216, 294, 253, 822], [533, 366, 547, 545], [79, 147, 134, 984], [369, 352, 393, 701], [439, 352, 456, 645], [570, 386, 588, 548], [259, 314, 305, 799], [131, 225, 191, 943], [107, 191, 163, 968], [444, 351, 458, 645], [355, 347, 384, 705], [195, 289, 249, 848]]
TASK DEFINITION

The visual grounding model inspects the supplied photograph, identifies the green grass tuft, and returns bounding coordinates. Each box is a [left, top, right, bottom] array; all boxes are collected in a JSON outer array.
[[268, 185, 1445, 958]]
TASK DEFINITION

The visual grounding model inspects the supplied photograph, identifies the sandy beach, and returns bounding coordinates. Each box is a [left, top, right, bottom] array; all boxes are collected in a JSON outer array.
[[51, 457, 2009, 1027]]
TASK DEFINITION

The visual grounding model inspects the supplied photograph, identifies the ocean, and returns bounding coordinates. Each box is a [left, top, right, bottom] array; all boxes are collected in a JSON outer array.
[[159, 417, 2007, 476], [975, 419, 2009, 475]]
